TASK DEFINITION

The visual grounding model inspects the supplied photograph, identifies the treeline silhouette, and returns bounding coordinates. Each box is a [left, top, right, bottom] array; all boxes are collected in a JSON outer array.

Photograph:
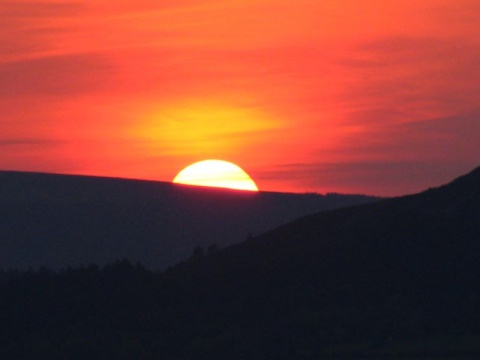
[[1, 252, 480, 359]]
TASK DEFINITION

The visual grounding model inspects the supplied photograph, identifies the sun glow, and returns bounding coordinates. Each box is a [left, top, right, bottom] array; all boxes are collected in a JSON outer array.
[[173, 160, 259, 191], [135, 102, 279, 157]]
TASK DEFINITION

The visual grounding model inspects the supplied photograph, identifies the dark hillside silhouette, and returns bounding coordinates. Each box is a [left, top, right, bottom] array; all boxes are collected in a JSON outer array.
[[166, 165, 480, 356], [0, 166, 479, 358], [0, 171, 377, 270]]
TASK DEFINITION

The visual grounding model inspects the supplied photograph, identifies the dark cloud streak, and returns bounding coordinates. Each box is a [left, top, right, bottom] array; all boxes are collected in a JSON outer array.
[[0, 54, 112, 98], [0, 1, 81, 18], [0, 138, 61, 147]]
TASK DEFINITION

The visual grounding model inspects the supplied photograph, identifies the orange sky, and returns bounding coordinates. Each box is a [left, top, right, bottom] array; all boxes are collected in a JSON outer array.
[[1, 0, 479, 196]]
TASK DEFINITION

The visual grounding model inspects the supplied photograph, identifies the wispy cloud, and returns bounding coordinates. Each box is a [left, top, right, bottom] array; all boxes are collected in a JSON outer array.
[[0, 54, 111, 97], [0, 1, 82, 61], [0, 138, 60, 147]]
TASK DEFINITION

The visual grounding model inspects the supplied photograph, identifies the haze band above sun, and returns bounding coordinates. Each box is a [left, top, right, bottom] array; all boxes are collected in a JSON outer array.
[[173, 160, 259, 191]]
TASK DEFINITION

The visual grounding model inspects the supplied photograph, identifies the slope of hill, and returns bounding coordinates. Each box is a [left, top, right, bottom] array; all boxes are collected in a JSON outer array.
[[0, 167, 478, 359], [0, 171, 377, 270], [162, 165, 480, 356]]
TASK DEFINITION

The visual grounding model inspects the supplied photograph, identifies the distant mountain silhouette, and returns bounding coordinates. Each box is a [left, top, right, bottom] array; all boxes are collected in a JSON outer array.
[[0, 171, 377, 270], [0, 167, 479, 358]]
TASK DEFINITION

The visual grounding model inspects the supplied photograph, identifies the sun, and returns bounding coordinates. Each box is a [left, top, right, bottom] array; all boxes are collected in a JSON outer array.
[[173, 160, 259, 191]]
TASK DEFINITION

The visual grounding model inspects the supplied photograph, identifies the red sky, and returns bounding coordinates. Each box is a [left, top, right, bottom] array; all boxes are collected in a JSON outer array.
[[1, 0, 479, 196]]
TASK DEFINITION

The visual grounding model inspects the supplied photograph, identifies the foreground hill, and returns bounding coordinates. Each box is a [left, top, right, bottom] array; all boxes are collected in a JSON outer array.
[[0, 171, 376, 270], [0, 167, 479, 359], [168, 165, 480, 357]]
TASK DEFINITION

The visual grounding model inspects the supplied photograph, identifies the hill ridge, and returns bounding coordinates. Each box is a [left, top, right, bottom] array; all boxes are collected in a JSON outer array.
[[0, 170, 377, 270]]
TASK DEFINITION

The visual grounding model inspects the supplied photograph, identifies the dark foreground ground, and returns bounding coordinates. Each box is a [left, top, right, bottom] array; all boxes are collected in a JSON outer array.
[[0, 167, 479, 359], [0, 259, 479, 360]]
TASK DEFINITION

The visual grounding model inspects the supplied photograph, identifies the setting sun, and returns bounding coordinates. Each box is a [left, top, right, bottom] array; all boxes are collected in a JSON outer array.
[[173, 160, 259, 191]]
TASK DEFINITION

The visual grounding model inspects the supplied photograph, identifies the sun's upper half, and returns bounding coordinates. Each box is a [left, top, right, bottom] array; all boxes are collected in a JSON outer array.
[[173, 160, 258, 191]]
